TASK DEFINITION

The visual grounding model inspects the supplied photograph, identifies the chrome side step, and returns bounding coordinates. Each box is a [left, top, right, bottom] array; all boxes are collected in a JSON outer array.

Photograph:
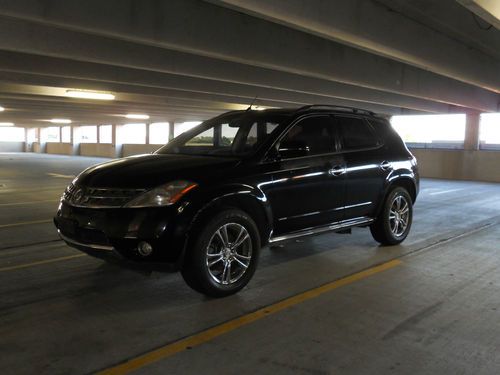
[[269, 217, 374, 243]]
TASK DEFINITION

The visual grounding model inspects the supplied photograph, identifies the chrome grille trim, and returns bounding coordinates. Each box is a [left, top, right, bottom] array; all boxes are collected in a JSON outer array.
[[63, 183, 146, 208]]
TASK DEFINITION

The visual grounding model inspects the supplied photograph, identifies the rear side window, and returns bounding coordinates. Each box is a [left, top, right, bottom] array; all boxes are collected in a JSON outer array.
[[337, 116, 379, 150], [279, 116, 336, 156]]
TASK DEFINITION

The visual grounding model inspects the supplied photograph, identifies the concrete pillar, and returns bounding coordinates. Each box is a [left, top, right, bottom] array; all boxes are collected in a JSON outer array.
[[112, 124, 123, 158], [169, 120, 176, 141], [465, 113, 480, 151], [70, 126, 79, 155], [145, 123, 150, 144], [39, 127, 46, 153], [96, 125, 101, 144]]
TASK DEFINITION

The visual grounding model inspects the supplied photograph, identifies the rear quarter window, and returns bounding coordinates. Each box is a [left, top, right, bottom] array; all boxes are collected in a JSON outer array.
[[337, 116, 380, 150]]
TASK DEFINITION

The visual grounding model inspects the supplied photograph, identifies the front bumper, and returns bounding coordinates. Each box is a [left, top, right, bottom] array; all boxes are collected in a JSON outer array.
[[58, 230, 177, 272], [54, 201, 186, 267]]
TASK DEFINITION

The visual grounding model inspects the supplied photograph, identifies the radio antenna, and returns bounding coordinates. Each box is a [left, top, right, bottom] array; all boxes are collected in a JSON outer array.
[[246, 96, 258, 111]]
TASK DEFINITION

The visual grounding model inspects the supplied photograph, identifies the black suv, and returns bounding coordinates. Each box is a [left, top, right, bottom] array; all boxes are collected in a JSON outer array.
[[54, 105, 419, 297]]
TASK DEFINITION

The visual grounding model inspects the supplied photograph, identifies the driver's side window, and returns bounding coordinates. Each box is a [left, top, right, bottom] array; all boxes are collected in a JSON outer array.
[[279, 115, 336, 158]]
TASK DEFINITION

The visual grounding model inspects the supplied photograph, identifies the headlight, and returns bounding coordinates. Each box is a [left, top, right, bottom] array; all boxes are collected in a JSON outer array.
[[124, 180, 198, 208]]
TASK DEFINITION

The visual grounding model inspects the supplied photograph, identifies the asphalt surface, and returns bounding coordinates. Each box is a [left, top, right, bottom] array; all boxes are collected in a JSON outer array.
[[1, 153, 500, 375]]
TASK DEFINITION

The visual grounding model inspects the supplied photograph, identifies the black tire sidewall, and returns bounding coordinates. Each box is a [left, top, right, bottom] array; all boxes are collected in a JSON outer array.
[[380, 187, 413, 244]]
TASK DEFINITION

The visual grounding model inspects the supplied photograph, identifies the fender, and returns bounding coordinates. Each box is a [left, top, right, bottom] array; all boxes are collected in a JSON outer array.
[[374, 162, 418, 218], [169, 182, 273, 268]]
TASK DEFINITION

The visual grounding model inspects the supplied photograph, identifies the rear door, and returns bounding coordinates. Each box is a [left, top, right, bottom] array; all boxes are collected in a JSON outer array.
[[336, 115, 389, 220]]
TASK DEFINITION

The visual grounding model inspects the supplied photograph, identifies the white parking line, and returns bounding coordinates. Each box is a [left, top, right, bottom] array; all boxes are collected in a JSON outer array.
[[47, 173, 75, 179], [0, 200, 57, 207], [429, 188, 463, 196]]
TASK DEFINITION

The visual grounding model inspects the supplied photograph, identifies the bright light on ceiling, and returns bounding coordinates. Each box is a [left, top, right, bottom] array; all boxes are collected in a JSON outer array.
[[0, 106, 4, 112], [66, 90, 115, 100], [50, 118, 72, 124], [0, 122, 14, 126], [125, 114, 150, 120]]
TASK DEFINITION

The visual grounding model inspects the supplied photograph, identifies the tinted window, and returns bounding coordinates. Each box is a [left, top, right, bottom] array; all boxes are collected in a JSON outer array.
[[338, 117, 379, 150], [279, 116, 336, 157], [156, 113, 286, 157]]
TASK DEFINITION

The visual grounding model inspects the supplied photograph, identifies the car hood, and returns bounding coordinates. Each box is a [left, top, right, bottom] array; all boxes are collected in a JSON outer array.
[[74, 153, 240, 189]]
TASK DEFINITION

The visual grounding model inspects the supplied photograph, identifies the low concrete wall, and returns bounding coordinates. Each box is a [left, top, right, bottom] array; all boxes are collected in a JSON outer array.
[[0, 142, 25, 152], [80, 143, 116, 158], [411, 149, 500, 183], [46, 143, 74, 155], [122, 144, 160, 157]]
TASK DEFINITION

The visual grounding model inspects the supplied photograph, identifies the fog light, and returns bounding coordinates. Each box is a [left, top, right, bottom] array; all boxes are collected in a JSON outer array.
[[137, 241, 153, 257]]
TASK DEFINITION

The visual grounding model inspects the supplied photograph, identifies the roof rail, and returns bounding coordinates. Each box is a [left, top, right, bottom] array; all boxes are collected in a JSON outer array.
[[295, 104, 375, 116]]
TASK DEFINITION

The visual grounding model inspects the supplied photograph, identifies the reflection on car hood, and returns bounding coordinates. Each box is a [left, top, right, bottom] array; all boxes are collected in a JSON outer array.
[[74, 154, 240, 189]]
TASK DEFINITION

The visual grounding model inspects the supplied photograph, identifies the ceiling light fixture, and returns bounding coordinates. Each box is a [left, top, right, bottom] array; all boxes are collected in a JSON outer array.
[[66, 90, 115, 100], [50, 118, 72, 124], [0, 122, 14, 126], [125, 114, 150, 120], [0, 106, 5, 112]]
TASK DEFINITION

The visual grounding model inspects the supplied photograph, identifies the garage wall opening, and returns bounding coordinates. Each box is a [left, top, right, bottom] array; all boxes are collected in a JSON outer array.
[[480, 113, 500, 150], [174, 121, 202, 137], [149, 122, 169, 144], [41, 127, 60, 143], [391, 114, 466, 149], [118, 123, 146, 144], [77, 125, 98, 143], [0, 126, 25, 142]]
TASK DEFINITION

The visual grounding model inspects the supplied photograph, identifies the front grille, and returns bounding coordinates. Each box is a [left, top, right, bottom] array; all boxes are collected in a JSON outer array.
[[63, 183, 146, 208]]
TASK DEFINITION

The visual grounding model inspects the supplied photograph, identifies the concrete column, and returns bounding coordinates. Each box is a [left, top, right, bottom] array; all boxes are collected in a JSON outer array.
[[169, 120, 176, 141], [39, 127, 46, 153], [112, 124, 123, 158], [70, 126, 79, 155], [465, 113, 480, 151], [145, 123, 150, 144], [96, 125, 101, 144]]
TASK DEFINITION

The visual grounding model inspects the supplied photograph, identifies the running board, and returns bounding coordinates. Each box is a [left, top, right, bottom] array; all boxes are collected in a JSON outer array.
[[269, 217, 374, 243]]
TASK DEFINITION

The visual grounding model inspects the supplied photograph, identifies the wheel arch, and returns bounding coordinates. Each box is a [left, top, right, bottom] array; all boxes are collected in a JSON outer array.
[[174, 186, 273, 269]]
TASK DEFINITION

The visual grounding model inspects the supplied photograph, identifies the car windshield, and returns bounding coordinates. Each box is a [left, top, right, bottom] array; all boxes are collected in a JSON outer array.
[[156, 112, 288, 157]]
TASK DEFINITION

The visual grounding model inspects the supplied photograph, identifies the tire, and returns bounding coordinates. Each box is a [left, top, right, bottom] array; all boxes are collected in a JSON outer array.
[[181, 208, 261, 297], [370, 187, 413, 246]]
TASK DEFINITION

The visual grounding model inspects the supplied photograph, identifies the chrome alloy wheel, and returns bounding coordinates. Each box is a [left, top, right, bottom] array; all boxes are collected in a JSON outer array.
[[389, 195, 410, 237], [206, 223, 252, 285]]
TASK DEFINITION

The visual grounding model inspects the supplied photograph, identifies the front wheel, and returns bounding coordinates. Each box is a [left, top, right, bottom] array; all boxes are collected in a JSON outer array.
[[181, 208, 260, 297], [370, 187, 413, 245]]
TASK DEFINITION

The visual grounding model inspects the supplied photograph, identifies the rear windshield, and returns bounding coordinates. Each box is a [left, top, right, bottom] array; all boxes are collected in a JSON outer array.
[[156, 112, 288, 157]]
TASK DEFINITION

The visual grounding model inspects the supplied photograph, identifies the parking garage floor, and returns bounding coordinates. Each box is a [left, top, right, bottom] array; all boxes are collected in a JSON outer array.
[[1, 153, 500, 375]]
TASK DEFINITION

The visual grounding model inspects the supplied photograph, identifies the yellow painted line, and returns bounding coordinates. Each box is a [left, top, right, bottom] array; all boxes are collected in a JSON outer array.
[[0, 219, 52, 229], [0, 254, 86, 272], [98, 259, 402, 375]]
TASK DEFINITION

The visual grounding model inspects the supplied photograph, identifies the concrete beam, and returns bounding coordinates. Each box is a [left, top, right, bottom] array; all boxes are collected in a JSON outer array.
[[0, 4, 497, 112], [377, 0, 500, 61], [0, 71, 428, 116], [0, 51, 456, 114], [457, 0, 500, 30], [208, 0, 500, 92]]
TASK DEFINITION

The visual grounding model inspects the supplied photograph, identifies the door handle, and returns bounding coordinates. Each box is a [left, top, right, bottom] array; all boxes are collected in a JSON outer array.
[[380, 161, 392, 171], [328, 165, 346, 176]]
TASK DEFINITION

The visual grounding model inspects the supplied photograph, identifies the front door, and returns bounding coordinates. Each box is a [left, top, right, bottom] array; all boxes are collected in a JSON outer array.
[[263, 115, 346, 235]]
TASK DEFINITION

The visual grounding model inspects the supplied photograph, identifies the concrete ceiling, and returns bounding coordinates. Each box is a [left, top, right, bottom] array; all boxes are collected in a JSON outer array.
[[0, 0, 498, 127]]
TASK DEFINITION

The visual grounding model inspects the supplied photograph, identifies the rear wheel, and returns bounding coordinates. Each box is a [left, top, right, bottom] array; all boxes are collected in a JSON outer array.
[[370, 187, 413, 245], [181, 208, 260, 297]]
